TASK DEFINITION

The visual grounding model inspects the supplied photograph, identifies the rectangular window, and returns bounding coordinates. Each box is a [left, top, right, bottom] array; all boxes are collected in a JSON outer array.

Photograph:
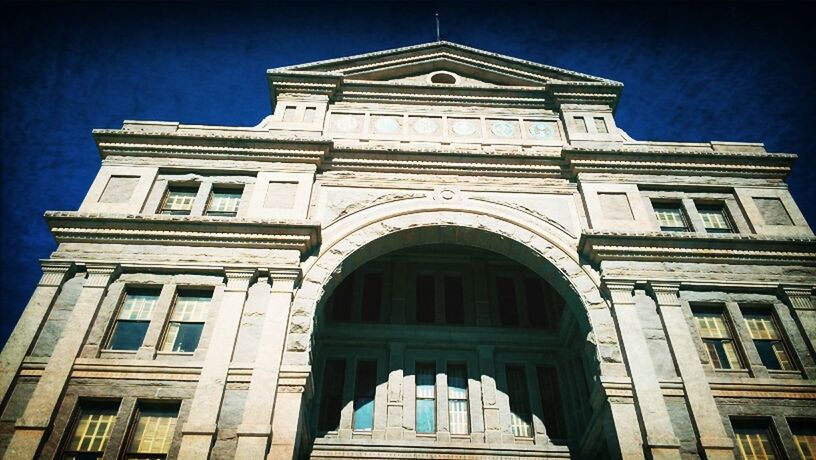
[[108, 290, 159, 351], [160, 186, 198, 215], [330, 275, 354, 322], [283, 105, 297, 122], [496, 277, 518, 326], [653, 202, 690, 232], [160, 290, 211, 353], [693, 307, 744, 370], [352, 360, 377, 431], [733, 419, 781, 460], [360, 273, 382, 322], [593, 117, 608, 133], [125, 403, 179, 459], [698, 204, 734, 233], [506, 365, 532, 438], [537, 366, 567, 439], [447, 363, 469, 435], [444, 275, 465, 324], [205, 187, 242, 217], [416, 275, 435, 324], [304, 107, 317, 123], [790, 419, 816, 460], [62, 401, 119, 460], [318, 359, 346, 432], [573, 116, 588, 133], [415, 362, 436, 434], [743, 309, 796, 371]]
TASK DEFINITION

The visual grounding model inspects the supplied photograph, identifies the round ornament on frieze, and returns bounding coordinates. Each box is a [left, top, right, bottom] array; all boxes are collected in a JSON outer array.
[[333, 115, 358, 132], [490, 120, 516, 137], [413, 118, 438, 135], [374, 116, 401, 134], [451, 119, 478, 136], [529, 122, 557, 139]]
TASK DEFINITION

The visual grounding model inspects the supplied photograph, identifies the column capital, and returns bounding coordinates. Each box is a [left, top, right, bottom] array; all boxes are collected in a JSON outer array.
[[268, 268, 301, 293], [84, 264, 120, 288], [648, 282, 682, 307], [223, 267, 258, 292], [603, 280, 636, 304], [37, 260, 75, 287], [779, 285, 814, 310]]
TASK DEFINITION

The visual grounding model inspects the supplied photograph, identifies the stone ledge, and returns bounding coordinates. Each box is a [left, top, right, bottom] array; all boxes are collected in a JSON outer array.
[[44, 211, 321, 253], [311, 438, 571, 459]]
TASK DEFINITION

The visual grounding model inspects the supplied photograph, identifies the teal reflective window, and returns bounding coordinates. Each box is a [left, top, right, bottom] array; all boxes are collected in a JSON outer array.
[[353, 361, 376, 431]]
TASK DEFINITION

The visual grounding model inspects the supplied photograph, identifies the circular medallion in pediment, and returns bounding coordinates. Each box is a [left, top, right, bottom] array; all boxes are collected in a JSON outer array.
[[451, 119, 478, 136], [490, 120, 516, 137], [413, 118, 438, 135], [333, 115, 358, 132], [374, 116, 401, 134]]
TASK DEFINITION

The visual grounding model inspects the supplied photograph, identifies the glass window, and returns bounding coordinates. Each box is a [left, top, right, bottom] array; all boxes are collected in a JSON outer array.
[[125, 403, 179, 459], [360, 273, 382, 323], [537, 366, 567, 440], [525, 279, 563, 329], [573, 116, 588, 133], [593, 117, 608, 134], [416, 275, 435, 324], [62, 401, 119, 460], [160, 291, 211, 353], [444, 276, 464, 324], [318, 359, 346, 432], [699, 204, 734, 233], [108, 290, 159, 351], [205, 187, 242, 217], [506, 365, 532, 437], [447, 363, 469, 435], [733, 419, 781, 460], [160, 186, 198, 215], [742, 309, 796, 371], [653, 202, 690, 232], [330, 275, 354, 322], [415, 362, 436, 434], [790, 419, 816, 460], [693, 307, 744, 370], [352, 360, 377, 431], [496, 277, 518, 326]]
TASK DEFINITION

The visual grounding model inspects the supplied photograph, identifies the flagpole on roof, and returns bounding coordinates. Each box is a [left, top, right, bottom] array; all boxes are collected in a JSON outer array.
[[435, 13, 440, 42]]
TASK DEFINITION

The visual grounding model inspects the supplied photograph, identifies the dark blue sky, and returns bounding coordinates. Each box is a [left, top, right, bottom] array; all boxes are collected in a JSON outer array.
[[2, 2, 815, 344]]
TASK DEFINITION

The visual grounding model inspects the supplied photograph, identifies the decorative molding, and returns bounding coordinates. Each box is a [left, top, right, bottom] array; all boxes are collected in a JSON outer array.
[[224, 268, 258, 292], [579, 231, 816, 266], [780, 286, 815, 310], [84, 263, 120, 288], [328, 192, 426, 226], [604, 281, 635, 305], [648, 282, 682, 307], [45, 212, 321, 254], [37, 260, 75, 287], [470, 196, 576, 238]]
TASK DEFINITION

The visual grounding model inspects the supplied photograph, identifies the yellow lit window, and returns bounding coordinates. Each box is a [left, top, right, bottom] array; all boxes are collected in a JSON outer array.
[[62, 401, 118, 460], [791, 419, 816, 460], [693, 308, 743, 370], [733, 419, 780, 460], [743, 309, 796, 371], [126, 403, 179, 459]]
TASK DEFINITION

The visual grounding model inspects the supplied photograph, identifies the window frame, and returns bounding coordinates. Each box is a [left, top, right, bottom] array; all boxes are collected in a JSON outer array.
[[60, 400, 120, 460], [789, 418, 816, 460], [105, 288, 161, 352], [446, 362, 470, 436], [740, 306, 798, 372], [505, 364, 533, 438], [158, 289, 212, 354], [697, 202, 735, 234], [204, 185, 243, 217], [731, 417, 783, 460], [652, 200, 691, 232], [691, 305, 746, 370], [122, 401, 180, 460], [415, 361, 437, 434], [158, 184, 199, 216]]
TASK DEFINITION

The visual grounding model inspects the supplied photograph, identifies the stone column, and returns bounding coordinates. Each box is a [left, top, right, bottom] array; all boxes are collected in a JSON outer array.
[[268, 367, 312, 460], [4, 264, 118, 460], [0, 260, 74, 403], [780, 286, 816, 358], [606, 395, 646, 459], [234, 269, 298, 459], [177, 268, 256, 460], [385, 342, 405, 440], [478, 345, 502, 445], [605, 281, 681, 460], [649, 283, 734, 459]]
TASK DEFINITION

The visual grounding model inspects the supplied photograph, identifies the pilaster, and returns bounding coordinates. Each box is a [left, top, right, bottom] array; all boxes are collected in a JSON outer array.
[[649, 282, 734, 459], [780, 285, 816, 359], [235, 269, 300, 459], [4, 263, 119, 460], [605, 281, 681, 460], [177, 268, 257, 460], [268, 368, 312, 460], [0, 260, 74, 403]]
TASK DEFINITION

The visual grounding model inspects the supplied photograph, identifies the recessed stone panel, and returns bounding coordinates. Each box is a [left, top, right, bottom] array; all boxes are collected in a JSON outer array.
[[599, 193, 634, 221], [265, 182, 299, 209], [754, 197, 793, 225], [99, 176, 140, 203]]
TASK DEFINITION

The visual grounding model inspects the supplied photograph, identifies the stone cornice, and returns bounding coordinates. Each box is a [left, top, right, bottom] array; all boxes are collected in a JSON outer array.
[[579, 231, 816, 266], [44, 212, 321, 254], [92, 129, 331, 164]]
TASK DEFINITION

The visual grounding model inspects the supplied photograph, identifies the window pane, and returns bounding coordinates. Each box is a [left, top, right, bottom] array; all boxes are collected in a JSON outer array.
[[444, 276, 465, 324], [331, 276, 354, 322], [108, 321, 149, 351], [67, 402, 119, 453], [318, 359, 346, 432], [654, 204, 688, 231], [162, 323, 203, 353], [573, 117, 587, 133], [699, 206, 733, 233], [206, 188, 242, 216], [416, 363, 436, 398], [537, 366, 566, 439], [496, 277, 518, 326], [416, 275, 435, 323], [733, 420, 780, 460], [161, 187, 197, 215], [791, 420, 816, 460], [119, 292, 159, 320], [169, 293, 210, 322], [744, 313, 781, 340], [353, 361, 377, 431], [594, 117, 608, 133], [447, 363, 469, 435], [506, 365, 532, 437], [694, 311, 732, 339], [360, 273, 382, 322], [128, 404, 179, 455], [416, 399, 435, 434], [755, 341, 784, 370], [415, 362, 436, 433]]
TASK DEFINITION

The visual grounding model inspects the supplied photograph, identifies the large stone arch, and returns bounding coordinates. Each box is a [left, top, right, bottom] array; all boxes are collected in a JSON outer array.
[[284, 203, 625, 378]]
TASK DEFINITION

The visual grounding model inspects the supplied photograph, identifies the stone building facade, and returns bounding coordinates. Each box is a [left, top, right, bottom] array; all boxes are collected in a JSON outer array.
[[1, 41, 815, 459]]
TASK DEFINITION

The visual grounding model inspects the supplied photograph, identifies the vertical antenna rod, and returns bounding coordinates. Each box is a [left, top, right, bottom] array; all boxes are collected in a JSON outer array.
[[435, 13, 440, 41]]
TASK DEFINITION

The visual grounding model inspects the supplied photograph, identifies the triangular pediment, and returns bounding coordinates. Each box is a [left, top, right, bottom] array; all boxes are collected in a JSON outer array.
[[270, 41, 619, 88]]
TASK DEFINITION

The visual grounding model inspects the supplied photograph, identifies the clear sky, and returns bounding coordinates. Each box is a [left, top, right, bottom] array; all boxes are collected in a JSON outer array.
[[1, 2, 814, 344]]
